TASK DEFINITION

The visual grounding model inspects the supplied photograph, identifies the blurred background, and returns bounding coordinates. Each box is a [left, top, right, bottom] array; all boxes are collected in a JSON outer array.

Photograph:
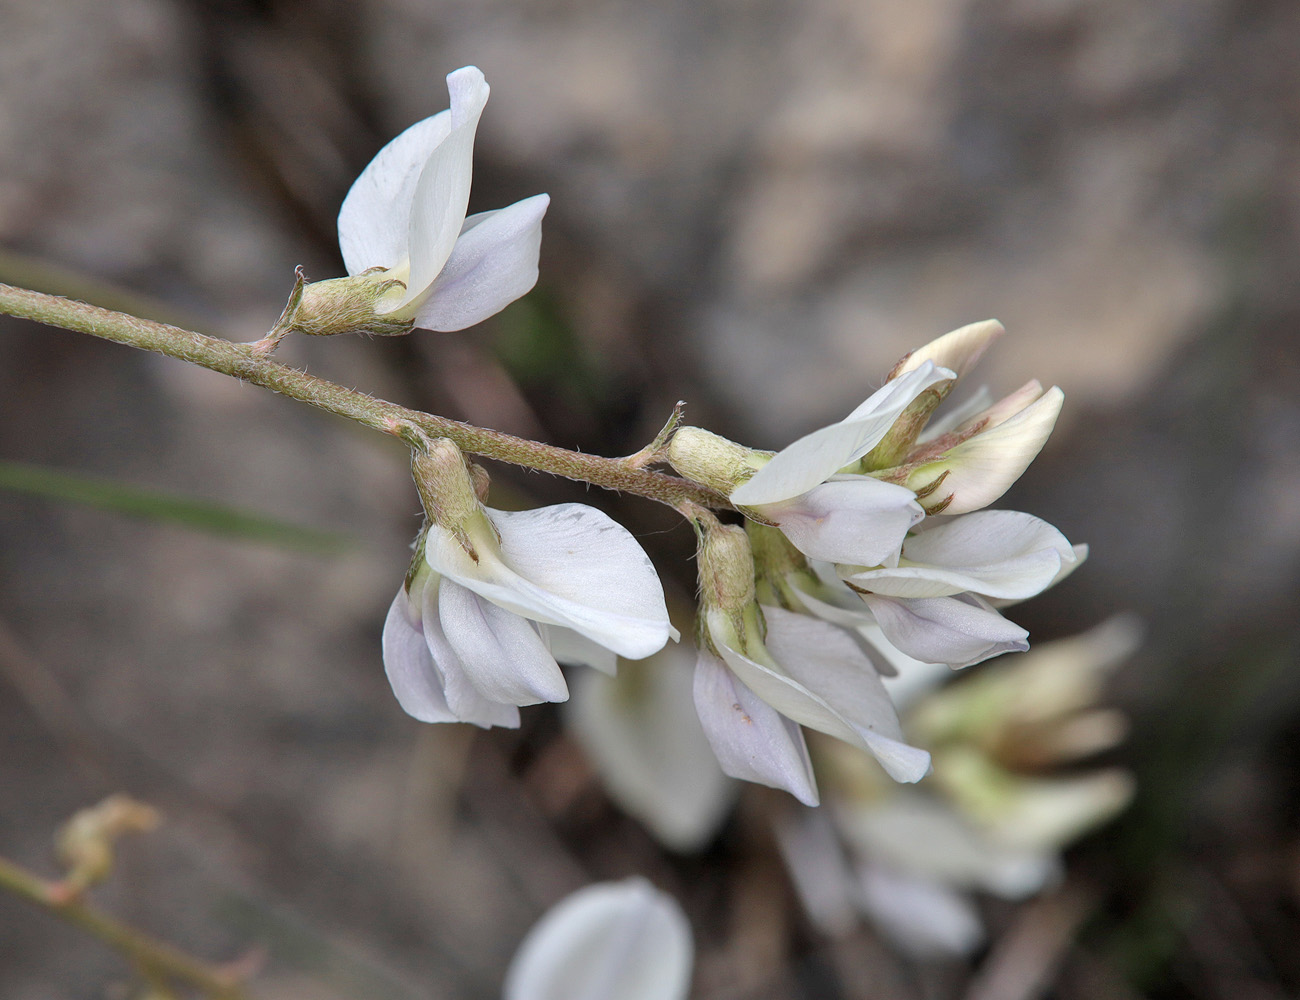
[[2, 0, 1299, 996]]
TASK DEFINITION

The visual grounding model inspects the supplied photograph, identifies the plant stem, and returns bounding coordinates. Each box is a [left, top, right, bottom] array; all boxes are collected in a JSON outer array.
[[0, 283, 729, 510], [0, 853, 249, 998]]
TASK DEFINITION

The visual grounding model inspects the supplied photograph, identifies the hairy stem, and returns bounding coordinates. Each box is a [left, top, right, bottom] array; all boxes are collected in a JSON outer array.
[[0, 283, 729, 509], [0, 853, 249, 998]]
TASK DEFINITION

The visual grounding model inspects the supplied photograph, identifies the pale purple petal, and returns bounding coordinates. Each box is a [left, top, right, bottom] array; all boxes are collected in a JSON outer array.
[[438, 579, 568, 706], [414, 194, 549, 331], [693, 652, 819, 806], [846, 510, 1076, 600], [862, 593, 1028, 667], [759, 607, 931, 782], [338, 112, 452, 274], [417, 580, 521, 727], [991, 543, 1089, 608], [761, 479, 923, 567], [381, 588, 459, 723]]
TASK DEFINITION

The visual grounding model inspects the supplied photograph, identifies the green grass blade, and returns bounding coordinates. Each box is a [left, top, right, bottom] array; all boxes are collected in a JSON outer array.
[[0, 460, 352, 553]]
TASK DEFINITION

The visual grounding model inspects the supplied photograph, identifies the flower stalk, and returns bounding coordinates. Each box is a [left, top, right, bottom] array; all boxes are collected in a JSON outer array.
[[0, 852, 250, 999], [0, 282, 727, 510]]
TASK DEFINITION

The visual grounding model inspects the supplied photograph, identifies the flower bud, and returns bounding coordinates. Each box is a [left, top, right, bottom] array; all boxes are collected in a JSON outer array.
[[863, 321, 1005, 471], [668, 427, 769, 495], [56, 794, 160, 894], [904, 387, 1063, 514]]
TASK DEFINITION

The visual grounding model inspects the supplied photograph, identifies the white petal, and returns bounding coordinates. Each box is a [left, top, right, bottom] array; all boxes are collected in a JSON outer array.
[[846, 510, 1075, 599], [381, 588, 458, 723], [417, 580, 521, 727], [862, 594, 1028, 668], [489, 505, 674, 657], [693, 652, 819, 805], [438, 579, 568, 706], [338, 112, 452, 274], [731, 363, 953, 506], [895, 319, 1004, 382], [543, 625, 619, 676], [857, 865, 984, 958], [568, 648, 735, 851], [909, 387, 1063, 515], [425, 505, 675, 660], [760, 479, 923, 567], [397, 67, 490, 308], [788, 576, 876, 629], [414, 194, 549, 331], [503, 878, 693, 1000], [754, 607, 931, 782], [991, 542, 1089, 608]]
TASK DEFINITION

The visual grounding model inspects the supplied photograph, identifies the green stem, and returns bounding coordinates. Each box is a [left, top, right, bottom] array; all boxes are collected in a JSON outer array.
[[0, 283, 729, 510], [0, 853, 249, 998]]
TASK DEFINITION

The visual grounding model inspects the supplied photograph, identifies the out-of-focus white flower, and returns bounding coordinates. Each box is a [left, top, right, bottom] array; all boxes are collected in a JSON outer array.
[[566, 644, 735, 851], [776, 619, 1138, 958], [691, 523, 930, 805], [504, 878, 693, 1000], [383, 440, 673, 727], [297, 66, 548, 337]]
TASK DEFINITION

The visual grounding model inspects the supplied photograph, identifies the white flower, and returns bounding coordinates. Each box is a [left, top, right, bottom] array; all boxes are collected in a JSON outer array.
[[336, 66, 549, 331], [774, 620, 1138, 957], [504, 878, 693, 1000], [839, 510, 1084, 667], [383, 500, 675, 727], [747, 519, 1069, 671], [669, 363, 951, 567], [691, 524, 930, 804], [729, 362, 954, 507], [566, 644, 735, 852]]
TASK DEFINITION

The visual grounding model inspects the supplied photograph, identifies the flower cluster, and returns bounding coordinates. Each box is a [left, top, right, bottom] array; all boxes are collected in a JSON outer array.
[[350, 67, 1087, 815], [673, 320, 1084, 804]]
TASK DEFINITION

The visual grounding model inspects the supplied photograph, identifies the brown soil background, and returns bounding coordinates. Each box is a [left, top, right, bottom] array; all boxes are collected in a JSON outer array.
[[2, 0, 1299, 996]]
